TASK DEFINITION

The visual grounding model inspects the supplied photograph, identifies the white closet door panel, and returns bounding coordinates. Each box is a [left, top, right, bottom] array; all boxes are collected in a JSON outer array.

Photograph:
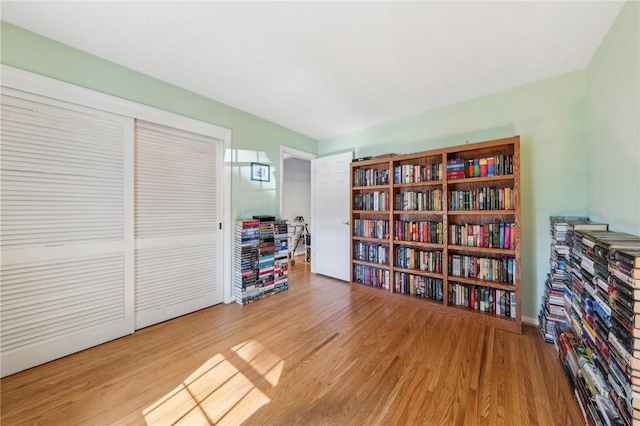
[[0, 256, 129, 377], [135, 124, 218, 238], [1, 255, 126, 348], [135, 242, 218, 329], [0, 90, 133, 377], [1, 95, 125, 250], [134, 120, 222, 329]]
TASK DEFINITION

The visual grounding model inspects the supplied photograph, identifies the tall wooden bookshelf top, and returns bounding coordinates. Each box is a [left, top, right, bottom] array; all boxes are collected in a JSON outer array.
[[350, 136, 519, 165]]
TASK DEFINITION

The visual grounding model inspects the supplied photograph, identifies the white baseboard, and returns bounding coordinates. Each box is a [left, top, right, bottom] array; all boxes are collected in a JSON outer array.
[[522, 315, 539, 327]]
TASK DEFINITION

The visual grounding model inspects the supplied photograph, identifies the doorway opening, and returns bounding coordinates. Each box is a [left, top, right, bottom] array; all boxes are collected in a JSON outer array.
[[279, 146, 316, 266]]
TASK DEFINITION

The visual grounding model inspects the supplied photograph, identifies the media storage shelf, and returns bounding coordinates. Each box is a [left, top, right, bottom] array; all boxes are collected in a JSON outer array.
[[447, 245, 515, 256], [448, 276, 516, 291], [354, 210, 391, 214], [350, 136, 521, 334], [392, 240, 444, 249], [448, 210, 516, 216], [353, 236, 388, 243], [394, 181, 443, 188], [392, 266, 443, 279], [353, 259, 390, 268], [353, 185, 389, 191], [447, 175, 515, 184], [393, 210, 444, 215]]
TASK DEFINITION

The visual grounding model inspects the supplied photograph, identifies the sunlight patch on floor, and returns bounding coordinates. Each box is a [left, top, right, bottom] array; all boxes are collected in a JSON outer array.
[[143, 340, 282, 425]]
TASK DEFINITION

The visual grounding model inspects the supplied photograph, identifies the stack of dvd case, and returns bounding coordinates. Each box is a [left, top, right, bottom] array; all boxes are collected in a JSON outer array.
[[274, 220, 289, 294], [234, 219, 260, 304], [254, 215, 276, 299]]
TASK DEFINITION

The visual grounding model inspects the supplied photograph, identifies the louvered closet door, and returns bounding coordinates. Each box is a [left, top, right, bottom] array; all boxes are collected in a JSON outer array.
[[134, 121, 223, 329], [0, 89, 134, 378]]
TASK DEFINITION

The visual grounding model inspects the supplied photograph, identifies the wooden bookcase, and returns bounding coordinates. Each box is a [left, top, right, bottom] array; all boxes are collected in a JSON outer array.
[[350, 136, 521, 333]]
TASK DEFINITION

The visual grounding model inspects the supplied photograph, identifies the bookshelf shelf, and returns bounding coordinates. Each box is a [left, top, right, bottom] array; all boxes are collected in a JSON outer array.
[[447, 175, 515, 185], [353, 259, 390, 268], [448, 245, 516, 256], [449, 276, 516, 291], [393, 266, 443, 279], [353, 184, 389, 191], [353, 210, 391, 215], [393, 240, 444, 250], [393, 181, 443, 188], [353, 236, 390, 243], [448, 210, 516, 216], [350, 136, 521, 333], [393, 210, 443, 215]]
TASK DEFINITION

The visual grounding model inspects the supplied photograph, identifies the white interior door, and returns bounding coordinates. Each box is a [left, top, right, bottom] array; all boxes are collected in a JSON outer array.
[[311, 151, 353, 281]]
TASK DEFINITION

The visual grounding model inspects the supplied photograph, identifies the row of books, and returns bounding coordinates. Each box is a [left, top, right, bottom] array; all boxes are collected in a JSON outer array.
[[353, 264, 390, 289], [466, 155, 513, 178], [394, 272, 443, 300], [394, 220, 444, 244], [354, 168, 390, 187], [394, 163, 442, 184], [448, 282, 516, 318], [448, 222, 515, 249], [360, 158, 513, 186], [353, 241, 389, 265], [240, 277, 289, 304], [395, 246, 442, 273], [448, 254, 516, 285], [541, 216, 640, 425], [353, 219, 389, 239], [446, 154, 514, 179], [394, 189, 443, 211], [354, 191, 389, 211], [449, 187, 515, 211]]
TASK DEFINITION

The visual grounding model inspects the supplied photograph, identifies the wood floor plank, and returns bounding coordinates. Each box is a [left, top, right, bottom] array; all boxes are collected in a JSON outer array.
[[1, 260, 584, 425]]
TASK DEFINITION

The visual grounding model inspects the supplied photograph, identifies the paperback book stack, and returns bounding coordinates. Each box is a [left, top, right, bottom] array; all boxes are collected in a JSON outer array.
[[539, 217, 607, 343], [578, 229, 618, 418], [607, 247, 640, 425], [445, 158, 465, 180], [254, 215, 276, 299], [273, 220, 289, 295], [551, 227, 640, 426], [234, 219, 260, 304], [602, 237, 640, 426]]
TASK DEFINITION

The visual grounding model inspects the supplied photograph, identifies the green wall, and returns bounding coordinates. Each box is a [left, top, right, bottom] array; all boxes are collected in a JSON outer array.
[[3, 2, 638, 323], [319, 71, 589, 321], [586, 0, 640, 236], [0, 21, 318, 220]]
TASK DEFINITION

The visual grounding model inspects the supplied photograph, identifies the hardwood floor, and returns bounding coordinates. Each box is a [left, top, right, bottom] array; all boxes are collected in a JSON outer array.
[[1, 259, 583, 425]]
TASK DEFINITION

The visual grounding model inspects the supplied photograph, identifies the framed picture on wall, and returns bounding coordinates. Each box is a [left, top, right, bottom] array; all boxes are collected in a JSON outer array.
[[251, 162, 270, 182]]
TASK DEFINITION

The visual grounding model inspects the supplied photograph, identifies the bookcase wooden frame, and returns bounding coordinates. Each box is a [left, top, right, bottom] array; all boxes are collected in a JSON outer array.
[[350, 136, 521, 333]]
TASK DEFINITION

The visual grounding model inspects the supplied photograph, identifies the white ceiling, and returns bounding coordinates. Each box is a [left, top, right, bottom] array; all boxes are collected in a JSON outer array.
[[1, 1, 625, 141]]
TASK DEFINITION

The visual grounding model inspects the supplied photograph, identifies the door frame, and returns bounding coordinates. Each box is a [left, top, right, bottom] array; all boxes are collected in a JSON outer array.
[[279, 145, 317, 220], [279, 146, 316, 265]]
